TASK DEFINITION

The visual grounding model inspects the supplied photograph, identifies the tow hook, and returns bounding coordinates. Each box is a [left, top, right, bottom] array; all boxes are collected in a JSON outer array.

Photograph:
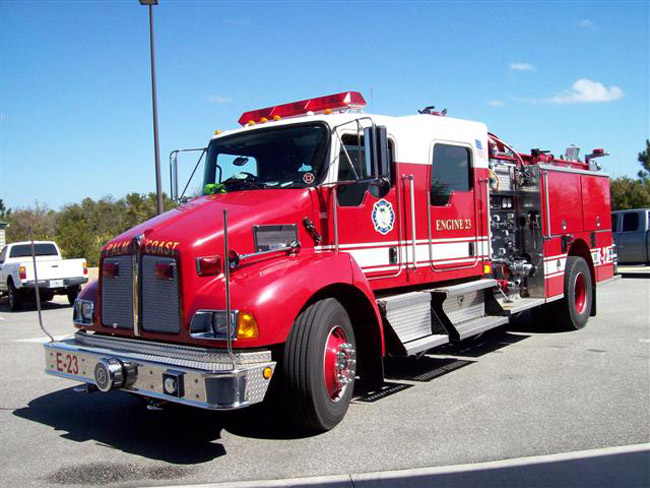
[[93, 358, 137, 392]]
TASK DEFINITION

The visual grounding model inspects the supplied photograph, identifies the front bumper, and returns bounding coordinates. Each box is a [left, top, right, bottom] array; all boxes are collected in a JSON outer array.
[[44, 332, 276, 409]]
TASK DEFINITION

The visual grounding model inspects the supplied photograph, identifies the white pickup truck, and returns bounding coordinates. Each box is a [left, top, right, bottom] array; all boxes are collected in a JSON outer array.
[[0, 241, 88, 311]]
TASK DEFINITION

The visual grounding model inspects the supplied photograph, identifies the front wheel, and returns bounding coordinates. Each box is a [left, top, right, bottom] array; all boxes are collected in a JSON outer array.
[[283, 298, 357, 432], [554, 256, 592, 330]]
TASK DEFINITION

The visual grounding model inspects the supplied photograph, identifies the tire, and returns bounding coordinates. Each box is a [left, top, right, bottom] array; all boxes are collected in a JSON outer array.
[[283, 298, 357, 432], [554, 256, 592, 330], [41, 291, 55, 302], [8, 280, 23, 311], [66, 285, 80, 305]]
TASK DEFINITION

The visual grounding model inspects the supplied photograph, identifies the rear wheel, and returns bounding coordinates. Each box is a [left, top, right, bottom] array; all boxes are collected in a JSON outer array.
[[66, 285, 80, 305], [554, 256, 592, 330], [8, 281, 23, 311], [283, 298, 357, 432]]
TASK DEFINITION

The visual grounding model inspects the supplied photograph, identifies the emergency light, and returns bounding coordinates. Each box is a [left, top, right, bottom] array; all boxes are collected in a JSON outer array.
[[238, 91, 367, 126]]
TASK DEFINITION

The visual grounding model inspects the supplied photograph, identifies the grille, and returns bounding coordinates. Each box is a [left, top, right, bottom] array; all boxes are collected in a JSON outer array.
[[101, 256, 134, 329], [141, 255, 181, 334]]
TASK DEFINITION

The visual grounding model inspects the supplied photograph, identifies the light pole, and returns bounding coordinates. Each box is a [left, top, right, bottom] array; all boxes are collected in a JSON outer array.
[[140, 0, 163, 215]]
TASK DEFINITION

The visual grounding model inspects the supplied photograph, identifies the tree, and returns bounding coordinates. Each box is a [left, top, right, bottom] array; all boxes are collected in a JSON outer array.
[[610, 177, 650, 210], [638, 139, 650, 181], [0, 199, 11, 222], [610, 140, 650, 210], [5, 204, 57, 242]]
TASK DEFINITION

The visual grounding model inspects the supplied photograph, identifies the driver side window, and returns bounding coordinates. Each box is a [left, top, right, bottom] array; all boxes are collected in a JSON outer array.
[[337, 134, 394, 207]]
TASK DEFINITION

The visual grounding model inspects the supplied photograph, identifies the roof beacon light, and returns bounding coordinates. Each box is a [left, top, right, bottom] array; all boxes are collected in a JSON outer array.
[[238, 91, 366, 126]]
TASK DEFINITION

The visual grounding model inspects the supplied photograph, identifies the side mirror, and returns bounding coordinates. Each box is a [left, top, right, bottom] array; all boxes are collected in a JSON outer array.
[[368, 177, 390, 198], [169, 150, 180, 201], [233, 156, 249, 167], [363, 125, 390, 180]]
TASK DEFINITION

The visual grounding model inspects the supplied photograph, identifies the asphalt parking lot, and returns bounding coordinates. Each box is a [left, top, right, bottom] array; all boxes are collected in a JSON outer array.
[[0, 277, 648, 487]]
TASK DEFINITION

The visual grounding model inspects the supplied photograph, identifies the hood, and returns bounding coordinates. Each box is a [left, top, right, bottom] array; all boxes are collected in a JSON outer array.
[[103, 189, 315, 257]]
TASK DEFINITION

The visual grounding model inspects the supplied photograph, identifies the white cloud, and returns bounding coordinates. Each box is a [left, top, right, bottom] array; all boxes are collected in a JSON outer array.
[[550, 78, 623, 104], [577, 19, 596, 30], [487, 99, 505, 107], [208, 95, 232, 104], [509, 62, 535, 72]]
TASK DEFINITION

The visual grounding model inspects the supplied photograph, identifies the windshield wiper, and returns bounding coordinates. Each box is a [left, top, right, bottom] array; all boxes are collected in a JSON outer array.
[[222, 176, 265, 190]]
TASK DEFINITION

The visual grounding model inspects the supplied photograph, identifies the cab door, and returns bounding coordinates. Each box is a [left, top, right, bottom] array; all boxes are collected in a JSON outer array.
[[333, 132, 404, 280], [427, 142, 480, 271]]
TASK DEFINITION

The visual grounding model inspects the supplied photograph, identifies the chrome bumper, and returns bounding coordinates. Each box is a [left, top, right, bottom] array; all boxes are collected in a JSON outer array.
[[44, 332, 276, 410]]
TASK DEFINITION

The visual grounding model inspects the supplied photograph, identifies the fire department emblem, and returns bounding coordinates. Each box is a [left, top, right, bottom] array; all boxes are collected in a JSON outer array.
[[372, 199, 395, 235]]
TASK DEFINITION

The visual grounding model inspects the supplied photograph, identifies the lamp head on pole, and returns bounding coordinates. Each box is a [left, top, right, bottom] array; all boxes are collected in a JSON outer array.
[[139, 0, 158, 5]]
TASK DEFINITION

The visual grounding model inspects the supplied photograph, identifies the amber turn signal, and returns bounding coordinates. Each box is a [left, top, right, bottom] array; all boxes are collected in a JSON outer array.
[[237, 312, 259, 340]]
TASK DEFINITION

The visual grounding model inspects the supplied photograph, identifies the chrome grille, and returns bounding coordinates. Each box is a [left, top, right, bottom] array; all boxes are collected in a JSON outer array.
[[101, 256, 134, 329], [141, 255, 181, 334]]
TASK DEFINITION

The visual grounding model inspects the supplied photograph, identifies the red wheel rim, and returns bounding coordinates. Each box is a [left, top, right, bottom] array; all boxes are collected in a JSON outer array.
[[574, 273, 587, 314], [323, 326, 355, 402]]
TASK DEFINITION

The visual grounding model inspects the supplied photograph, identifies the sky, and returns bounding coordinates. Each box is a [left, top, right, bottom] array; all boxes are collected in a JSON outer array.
[[1, 0, 648, 210]]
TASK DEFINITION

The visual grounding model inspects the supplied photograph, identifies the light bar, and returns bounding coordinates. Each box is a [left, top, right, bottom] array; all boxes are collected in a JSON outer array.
[[238, 91, 366, 126]]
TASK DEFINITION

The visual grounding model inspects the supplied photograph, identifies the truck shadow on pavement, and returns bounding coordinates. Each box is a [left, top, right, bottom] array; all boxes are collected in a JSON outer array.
[[0, 297, 71, 313], [13, 317, 562, 466], [13, 386, 321, 465]]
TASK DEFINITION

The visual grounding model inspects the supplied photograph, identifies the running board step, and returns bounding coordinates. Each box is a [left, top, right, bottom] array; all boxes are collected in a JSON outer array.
[[496, 297, 546, 315], [428, 279, 497, 297], [403, 334, 449, 356], [453, 315, 509, 341]]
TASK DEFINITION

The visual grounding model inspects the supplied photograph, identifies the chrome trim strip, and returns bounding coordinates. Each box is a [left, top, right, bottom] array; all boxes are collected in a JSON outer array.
[[132, 234, 143, 337], [74, 332, 271, 364], [332, 186, 339, 251], [538, 164, 609, 177], [404, 175, 417, 269], [543, 171, 552, 239]]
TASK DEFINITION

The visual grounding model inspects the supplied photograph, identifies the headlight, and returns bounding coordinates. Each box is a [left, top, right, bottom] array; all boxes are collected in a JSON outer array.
[[190, 310, 238, 340], [190, 310, 259, 340], [73, 299, 94, 326]]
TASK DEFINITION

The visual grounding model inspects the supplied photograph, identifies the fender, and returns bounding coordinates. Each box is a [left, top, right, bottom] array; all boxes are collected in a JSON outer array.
[[189, 250, 383, 349], [75, 279, 98, 328]]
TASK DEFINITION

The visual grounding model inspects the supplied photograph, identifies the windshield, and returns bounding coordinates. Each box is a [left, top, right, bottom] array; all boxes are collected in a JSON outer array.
[[202, 124, 329, 193]]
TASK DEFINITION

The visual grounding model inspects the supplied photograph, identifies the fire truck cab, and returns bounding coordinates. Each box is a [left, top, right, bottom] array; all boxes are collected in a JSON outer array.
[[44, 91, 614, 431]]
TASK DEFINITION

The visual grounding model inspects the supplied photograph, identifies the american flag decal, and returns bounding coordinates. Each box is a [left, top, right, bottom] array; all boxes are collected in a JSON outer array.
[[475, 139, 486, 159]]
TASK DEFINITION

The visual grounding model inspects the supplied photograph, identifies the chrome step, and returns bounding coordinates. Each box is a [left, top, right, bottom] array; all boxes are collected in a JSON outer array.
[[403, 334, 449, 355], [496, 297, 546, 315], [378, 291, 434, 344], [429, 279, 497, 297], [428, 279, 497, 328], [453, 315, 509, 341]]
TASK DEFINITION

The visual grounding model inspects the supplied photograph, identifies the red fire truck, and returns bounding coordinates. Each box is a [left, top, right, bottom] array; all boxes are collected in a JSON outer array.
[[44, 91, 614, 431]]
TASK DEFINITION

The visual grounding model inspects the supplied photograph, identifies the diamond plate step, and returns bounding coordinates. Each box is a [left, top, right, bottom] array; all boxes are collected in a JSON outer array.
[[453, 315, 509, 341], [403, 334, 449, 355], [378, 291, 433, 344], [496, 297, 546, 315]]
